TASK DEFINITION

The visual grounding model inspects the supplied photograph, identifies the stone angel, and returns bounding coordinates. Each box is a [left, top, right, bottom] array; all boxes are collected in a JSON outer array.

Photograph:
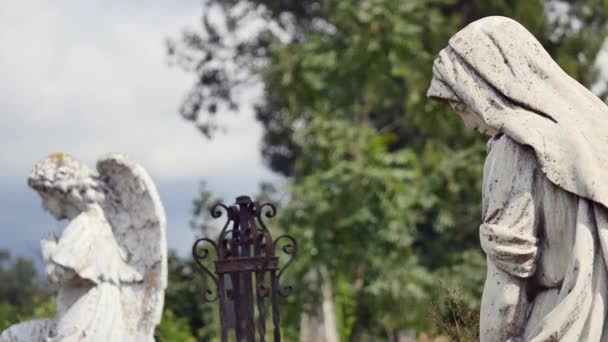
[[0, 153, 167, 342], [428, 17, 608, 341]]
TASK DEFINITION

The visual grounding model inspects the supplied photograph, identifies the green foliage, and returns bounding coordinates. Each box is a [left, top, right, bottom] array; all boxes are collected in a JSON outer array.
[[0, 254, 38, 309], [0, 251, 52, 331], [160, 251, 221, 341], [279, 117, 432, 337], [0, 303, 21, 332], [31, 294, 55, 319], [155, 309, 197, 342]]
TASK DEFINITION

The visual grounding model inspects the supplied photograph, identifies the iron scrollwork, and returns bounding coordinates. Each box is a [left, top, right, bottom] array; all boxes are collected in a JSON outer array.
[[192, 237, 219, 302], [191, 195, 298, 342], [273, 235, 298, 297]]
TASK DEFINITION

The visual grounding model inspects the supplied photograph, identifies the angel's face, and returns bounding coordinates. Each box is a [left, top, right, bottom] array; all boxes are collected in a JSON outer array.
[[40, 192, 79, 220], [448, 101, 498, 137]]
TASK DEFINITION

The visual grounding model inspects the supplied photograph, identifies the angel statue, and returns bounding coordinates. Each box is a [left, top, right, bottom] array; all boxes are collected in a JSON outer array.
[[428, 17, 608, 341], [0, 153, 167, 342]]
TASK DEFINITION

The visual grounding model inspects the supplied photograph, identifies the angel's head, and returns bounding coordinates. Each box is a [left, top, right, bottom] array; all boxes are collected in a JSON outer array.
[[28, 153, 104, 220]]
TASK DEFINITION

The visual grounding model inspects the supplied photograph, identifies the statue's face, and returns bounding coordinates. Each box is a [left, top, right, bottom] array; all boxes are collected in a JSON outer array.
[[40, 192, 78, 220], [449, 101, 498, 137]]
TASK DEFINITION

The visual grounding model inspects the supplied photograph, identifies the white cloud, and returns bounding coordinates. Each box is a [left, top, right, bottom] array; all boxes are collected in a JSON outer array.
[[0, 0, 273, 182]]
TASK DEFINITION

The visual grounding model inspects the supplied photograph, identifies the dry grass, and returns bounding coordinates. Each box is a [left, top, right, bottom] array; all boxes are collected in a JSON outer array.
[[429, 287, 480, 342]]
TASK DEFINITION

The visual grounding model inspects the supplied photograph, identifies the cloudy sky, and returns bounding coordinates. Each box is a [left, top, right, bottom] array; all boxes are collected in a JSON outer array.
[[0, 0, 277, 262]]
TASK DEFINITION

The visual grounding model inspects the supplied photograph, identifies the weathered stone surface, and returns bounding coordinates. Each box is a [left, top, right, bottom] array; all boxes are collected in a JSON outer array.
[[428, 16, 608, 341], [0, 153, 167, 341]]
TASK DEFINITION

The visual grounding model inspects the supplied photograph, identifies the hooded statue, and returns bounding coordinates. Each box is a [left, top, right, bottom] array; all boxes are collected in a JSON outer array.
[[428, 16, 608, 341]]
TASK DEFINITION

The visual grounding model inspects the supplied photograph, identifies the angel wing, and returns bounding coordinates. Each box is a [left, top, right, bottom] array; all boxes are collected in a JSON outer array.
[[96, 153, 167, 341]]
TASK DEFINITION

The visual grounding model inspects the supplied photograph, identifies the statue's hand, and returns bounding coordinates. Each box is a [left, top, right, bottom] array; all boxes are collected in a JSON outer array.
[[41, 232, 77, 285], [44, 262, 76, 285], [41, 232, 58, 261], [44, 262, 61, 285]]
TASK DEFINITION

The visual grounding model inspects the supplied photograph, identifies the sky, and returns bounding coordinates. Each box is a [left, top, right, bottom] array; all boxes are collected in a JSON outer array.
[[0, 0, 277, 263]]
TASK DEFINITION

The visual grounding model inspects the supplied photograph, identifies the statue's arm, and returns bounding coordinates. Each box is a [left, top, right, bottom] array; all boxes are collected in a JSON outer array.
[[479, 135, 540, 341], [41, 232, 76, 285], [50, 208, 142, 285]]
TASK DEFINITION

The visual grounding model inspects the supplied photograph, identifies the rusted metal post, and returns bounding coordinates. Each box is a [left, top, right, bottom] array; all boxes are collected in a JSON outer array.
[[192, 196, 297, 342]]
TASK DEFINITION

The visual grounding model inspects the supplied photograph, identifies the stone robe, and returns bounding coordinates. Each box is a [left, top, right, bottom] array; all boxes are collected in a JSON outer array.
[[481, 134, 608, 341], [46, 204, 141, 341]]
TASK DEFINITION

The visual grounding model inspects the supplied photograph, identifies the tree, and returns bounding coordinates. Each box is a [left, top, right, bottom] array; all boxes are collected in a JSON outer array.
[[158, 183, 226, 341], [156, 251, 218, 341], [0, 251, 53, 331], [168, 0, 607, 171], [169, 0, 608, 339]]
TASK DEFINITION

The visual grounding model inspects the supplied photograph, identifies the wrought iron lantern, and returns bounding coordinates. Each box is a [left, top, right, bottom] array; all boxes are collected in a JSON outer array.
[[192, 195, 297, 342]]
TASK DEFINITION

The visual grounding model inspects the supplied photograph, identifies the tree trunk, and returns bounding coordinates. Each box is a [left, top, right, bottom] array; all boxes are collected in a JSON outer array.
[[299, 266, 339, 342], [348, 264, 366, 342]]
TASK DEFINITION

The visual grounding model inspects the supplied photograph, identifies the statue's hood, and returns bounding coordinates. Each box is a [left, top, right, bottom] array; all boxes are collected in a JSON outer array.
[[428, 16, 608, 209]]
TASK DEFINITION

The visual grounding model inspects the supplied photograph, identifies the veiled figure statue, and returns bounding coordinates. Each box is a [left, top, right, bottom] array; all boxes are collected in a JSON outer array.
[[0, 153, 167, 342], [428, 17, 608, 341]]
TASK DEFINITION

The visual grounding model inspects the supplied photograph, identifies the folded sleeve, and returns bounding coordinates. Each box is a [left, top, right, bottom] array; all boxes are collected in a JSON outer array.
[[480, 134, 540, 278], [51, 209, 142, 285]]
